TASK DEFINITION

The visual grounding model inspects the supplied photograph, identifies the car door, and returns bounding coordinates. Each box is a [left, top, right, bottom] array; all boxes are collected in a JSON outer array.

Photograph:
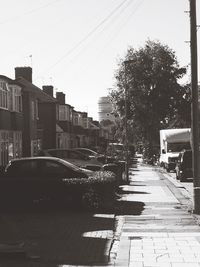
[[2, 160, 39, 203], [39, 159, 81, 199]]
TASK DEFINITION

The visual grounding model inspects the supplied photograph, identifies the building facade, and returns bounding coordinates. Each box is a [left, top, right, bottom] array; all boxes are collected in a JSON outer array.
[[0, 75, 23, 167], [0, 67, 113, 167], [15, 68, 57, 157]]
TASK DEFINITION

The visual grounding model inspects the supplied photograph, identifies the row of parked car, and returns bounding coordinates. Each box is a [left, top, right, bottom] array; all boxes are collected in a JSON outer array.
[[0, 147, 125, 209], [38, 148, 108, 170], [163, 149, 193, 182], [175, 149, 193, 182]]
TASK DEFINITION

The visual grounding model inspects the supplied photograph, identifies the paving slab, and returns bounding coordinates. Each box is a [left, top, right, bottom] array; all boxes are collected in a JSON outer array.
[[113, 164, 200, 267]]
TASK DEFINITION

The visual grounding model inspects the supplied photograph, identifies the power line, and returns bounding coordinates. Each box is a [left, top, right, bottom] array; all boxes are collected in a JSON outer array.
[[63, 0, 135, 65], [98, 0, 145, 53], [41, 0, 130, 73], [68, 0, 145, 75], [39, 0, 145, 86], [44, 0, 145, 94]]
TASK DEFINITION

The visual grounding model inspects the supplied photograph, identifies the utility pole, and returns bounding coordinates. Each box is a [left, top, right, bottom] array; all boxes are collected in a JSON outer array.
[[190, 0, 200, 214]]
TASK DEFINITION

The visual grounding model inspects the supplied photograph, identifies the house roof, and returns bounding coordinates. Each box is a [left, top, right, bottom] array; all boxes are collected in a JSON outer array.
[[16, 77, 57, 103], [0, 75, 21, 86]]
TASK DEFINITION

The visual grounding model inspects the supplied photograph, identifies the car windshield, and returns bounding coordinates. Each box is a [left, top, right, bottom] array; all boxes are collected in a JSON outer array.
[[53, 158, 83, 172]]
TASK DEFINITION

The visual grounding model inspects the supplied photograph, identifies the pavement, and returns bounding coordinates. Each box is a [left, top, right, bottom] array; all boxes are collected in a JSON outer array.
[[0, 161, 200, 267], [111, 162, 200, 267]]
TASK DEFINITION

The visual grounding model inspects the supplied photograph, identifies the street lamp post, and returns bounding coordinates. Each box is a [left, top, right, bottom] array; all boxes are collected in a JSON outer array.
[[124, 61, 129, 182], [124, 60, 134, 182]]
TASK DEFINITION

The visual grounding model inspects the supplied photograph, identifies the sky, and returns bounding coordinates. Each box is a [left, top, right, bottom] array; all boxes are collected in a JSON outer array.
[[0, 0, 199, 120]]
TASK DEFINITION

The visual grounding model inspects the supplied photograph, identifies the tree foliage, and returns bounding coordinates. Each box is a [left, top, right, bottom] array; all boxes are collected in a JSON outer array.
[[110, 40, 191, 157]]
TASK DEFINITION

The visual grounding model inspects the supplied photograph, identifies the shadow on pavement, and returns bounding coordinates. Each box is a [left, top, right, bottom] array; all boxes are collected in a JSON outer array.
[[0, 205, 115, 266], [120, 190, 149, 194], [115, 200, 145, 215], [129, 183, 147, 186]]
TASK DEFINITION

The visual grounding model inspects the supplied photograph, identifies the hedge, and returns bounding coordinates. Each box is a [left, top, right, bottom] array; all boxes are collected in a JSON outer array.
[[60, 171, 117, 211]]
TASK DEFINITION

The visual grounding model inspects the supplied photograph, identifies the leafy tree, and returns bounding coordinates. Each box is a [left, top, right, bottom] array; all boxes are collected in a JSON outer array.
[[110, 40, 191, 158]]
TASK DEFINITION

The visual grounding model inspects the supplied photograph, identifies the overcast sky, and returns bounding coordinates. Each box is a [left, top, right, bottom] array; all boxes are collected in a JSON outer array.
[[0, 0, 199, 120]]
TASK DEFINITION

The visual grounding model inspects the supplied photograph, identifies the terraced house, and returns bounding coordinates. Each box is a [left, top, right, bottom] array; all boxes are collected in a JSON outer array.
[[0, 75, 23, 167], [0, 67, 110, 168], [15, 68, 57, 156]]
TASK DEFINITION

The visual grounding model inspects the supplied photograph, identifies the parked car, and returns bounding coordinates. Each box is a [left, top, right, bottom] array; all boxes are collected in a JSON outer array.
[[73, 148, 106, 162], [0, 157, 94, 206], [175, 149, 193, 182], [73, 148, 100, 158], [72, 147, 115, 164], [38, 149, 103, 170]]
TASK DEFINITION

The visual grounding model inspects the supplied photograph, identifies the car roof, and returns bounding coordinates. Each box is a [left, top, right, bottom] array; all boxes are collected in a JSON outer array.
[[10, 156, 55, 161], [9, 156, 78, 167], [40, 148, 87, 154], [9, 156, 68, 164]]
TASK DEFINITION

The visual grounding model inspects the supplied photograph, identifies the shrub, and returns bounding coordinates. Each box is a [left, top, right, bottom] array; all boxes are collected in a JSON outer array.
[[61, 171, 117, 211], [82, 171, 117, 211]]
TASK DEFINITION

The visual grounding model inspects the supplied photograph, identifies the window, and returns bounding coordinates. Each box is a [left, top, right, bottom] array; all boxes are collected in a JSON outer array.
[[58, 105, 70, 121], [35, 99, 39, 119], [6, 160, 37, 177], [0, 131, 9, 167], [69, 151, 86, 160], [14, 131, 22, 158], [31, 100, 38, 120], [73, 113, 78, 125], [10, 85, 22, 112], [0, 80, 9, 109], [0, 130, 22, 167], [41, 160, 69, 177]]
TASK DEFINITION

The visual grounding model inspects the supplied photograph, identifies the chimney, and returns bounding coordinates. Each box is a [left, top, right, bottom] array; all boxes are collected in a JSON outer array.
[[56, 92, 65, 105], [42, 85, 54, 97], [15, 67, 32, 83]]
